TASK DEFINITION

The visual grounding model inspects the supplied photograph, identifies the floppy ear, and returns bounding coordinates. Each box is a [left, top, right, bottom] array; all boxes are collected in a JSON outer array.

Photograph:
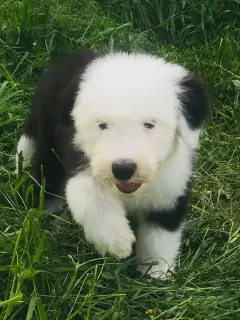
[[177, 74, 209, 148]]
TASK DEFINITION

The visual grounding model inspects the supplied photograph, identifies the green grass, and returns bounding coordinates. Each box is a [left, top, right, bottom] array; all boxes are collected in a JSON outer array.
[[0, 0, 240, 319]]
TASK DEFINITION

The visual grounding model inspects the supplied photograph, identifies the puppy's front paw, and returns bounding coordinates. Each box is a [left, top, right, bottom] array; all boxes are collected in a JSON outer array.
[[84, 214, 136, 260]]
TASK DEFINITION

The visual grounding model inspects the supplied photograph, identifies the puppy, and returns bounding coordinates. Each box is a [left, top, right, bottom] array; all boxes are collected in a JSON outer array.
[[16, 51, 208, 278]]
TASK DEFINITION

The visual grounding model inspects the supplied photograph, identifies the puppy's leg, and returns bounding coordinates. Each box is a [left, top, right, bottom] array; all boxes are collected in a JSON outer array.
[[136, 222, 182, 279], [65, 171, 135, 260]]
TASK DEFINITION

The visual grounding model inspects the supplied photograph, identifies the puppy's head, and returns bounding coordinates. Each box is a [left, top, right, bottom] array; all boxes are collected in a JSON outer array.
[[72, 52, 208, 196]]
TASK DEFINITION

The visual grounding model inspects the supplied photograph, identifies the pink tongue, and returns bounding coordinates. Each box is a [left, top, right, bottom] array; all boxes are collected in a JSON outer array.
[[116, 181, 141, 194]]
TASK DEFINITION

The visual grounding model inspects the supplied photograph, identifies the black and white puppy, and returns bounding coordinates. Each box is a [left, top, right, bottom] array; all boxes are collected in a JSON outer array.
[[16, 51, 208, 279]]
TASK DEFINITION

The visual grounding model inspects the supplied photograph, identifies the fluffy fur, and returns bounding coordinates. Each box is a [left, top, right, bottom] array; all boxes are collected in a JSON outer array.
[[16, 50, 208, 279]]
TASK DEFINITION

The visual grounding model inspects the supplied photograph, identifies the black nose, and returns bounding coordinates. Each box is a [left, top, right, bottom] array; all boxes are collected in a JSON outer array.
[[112, 160, 137, 180]]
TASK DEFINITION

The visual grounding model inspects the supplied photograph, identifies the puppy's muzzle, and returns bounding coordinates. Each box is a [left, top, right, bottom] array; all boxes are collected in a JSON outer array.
[[112, 159, 141, 194]]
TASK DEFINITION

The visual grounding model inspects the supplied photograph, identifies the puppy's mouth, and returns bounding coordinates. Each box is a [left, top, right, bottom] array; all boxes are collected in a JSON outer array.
[[116, 181, 142, 194]]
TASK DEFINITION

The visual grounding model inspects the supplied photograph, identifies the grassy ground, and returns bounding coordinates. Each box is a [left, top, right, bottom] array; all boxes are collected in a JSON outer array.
[[0, 0, 240, 319]]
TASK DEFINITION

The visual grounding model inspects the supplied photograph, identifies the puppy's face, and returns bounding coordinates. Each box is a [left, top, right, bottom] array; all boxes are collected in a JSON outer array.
[[72, 53, 191, 195]]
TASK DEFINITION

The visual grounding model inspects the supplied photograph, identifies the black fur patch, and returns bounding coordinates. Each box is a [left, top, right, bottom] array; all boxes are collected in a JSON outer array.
[[21, 51, 100, 197], [146, 192, 190, 232], [179, 75, 209, 130]]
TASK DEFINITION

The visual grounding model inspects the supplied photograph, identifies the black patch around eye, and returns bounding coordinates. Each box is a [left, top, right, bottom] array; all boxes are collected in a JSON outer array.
[[99, 122, 108, 130], [144, 122, 155, 129]]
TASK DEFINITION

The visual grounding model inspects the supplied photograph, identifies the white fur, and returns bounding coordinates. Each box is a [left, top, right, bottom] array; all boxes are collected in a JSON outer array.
[[68, 52, 202, 277], [71, 53, 199, 208], [72, 53, 197, 196], [15, 134, 35, 173], [65, 170, 136, 260], [136, 223, 182, 279], [122, 137, 192, 213]]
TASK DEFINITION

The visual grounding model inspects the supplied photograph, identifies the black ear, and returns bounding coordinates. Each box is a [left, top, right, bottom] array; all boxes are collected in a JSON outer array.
[[179, 74, 209, 130]]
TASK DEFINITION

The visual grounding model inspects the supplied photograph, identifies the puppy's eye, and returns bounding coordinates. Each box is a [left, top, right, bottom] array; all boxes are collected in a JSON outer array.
[[144, 121, 155, 129], [98, 122, 108, 130]]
